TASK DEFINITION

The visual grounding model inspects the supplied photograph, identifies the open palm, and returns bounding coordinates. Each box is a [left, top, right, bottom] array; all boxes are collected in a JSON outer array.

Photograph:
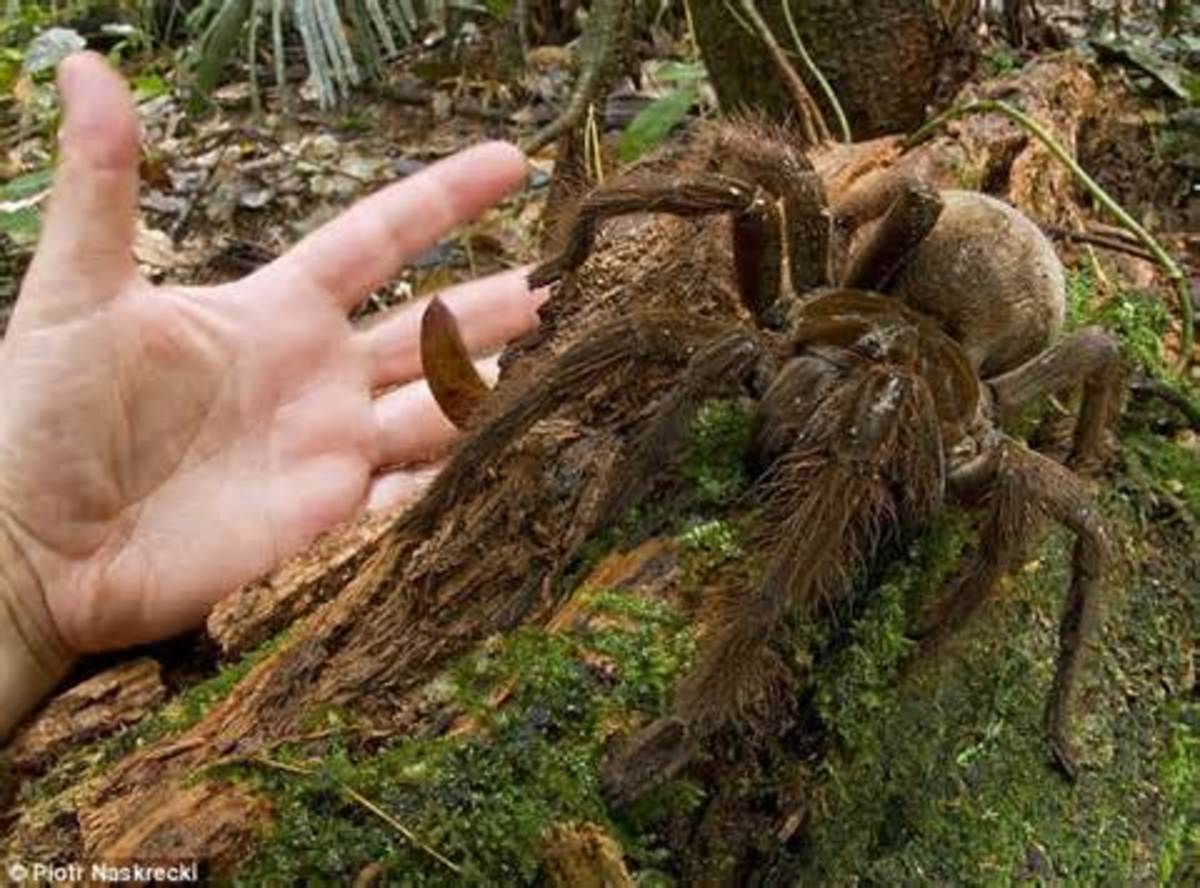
[[0, 54, 541, 655]]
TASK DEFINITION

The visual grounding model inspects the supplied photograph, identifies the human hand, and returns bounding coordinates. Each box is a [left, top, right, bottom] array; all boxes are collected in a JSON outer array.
[[0, 51, 541, 683]]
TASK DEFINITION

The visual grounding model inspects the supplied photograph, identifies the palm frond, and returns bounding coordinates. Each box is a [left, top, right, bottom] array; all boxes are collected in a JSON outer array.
[[191, 0, 449, 110]]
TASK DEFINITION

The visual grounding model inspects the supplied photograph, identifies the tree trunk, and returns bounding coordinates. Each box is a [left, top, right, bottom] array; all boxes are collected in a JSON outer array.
[[687, 0, 975, 139]]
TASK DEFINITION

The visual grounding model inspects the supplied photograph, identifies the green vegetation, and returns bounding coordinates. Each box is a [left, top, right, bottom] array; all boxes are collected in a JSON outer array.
[[1159, 706, 1200, 883], [985, 44, 1025, 77], [1067, 265, 1172, 374], [13, 628, 290, 812], [1123, 428, 1200, 520], [681, 399, 755, 506], [231, 589, 698, 885], [793, 479, 1197, 884]]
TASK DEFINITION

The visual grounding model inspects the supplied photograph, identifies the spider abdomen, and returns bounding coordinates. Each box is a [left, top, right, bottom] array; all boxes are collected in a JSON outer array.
[[887, 191, 1066, 378]]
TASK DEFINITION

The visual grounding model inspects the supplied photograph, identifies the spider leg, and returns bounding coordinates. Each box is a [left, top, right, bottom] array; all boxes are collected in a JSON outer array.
[[841, 181, 944, 291], [591, 330, 773, 526], [1022, 448, 1111, 780], [987, 326, 1122, 472], [603, 364, 946, 806], [529, 173, 761, 288], [916, 444, 1031, 645], [919, 440, 1110, 779], [710, 121, 833, 297], [408, 311, 755, 529], [528, 173, 792, 327]]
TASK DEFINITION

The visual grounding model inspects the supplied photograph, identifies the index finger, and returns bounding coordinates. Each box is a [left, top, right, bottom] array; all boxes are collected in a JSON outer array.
[[257, 142, 528, 310]]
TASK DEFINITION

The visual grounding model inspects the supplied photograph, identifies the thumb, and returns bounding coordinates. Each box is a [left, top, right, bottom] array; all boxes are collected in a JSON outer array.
[[22, 52, 141, 319]]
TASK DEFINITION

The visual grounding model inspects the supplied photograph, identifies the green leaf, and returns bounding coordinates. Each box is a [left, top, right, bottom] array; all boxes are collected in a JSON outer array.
[[655, 60, 707, 83], [21, 27, 86, 75], [1092, 37, 1190, 102], [0, 169, 52, 247], [618, 87, 698, 164], [0, 205, 41, 245], [0, 169, 53, 202], [133, 73, 170, 101]]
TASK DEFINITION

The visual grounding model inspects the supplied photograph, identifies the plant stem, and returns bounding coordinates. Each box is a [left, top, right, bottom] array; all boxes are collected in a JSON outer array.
[[906, 99, 1194, 372], [779, 0, 851, 143]]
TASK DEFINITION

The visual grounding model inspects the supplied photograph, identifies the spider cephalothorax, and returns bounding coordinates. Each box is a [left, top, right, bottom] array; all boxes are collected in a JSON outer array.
[[418, 120, 1123, 796]]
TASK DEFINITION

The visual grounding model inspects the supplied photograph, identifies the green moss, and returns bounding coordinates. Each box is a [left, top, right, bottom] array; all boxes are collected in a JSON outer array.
[[1159, 704, 1200, 883], [812, 512, 970, 756], [681, 400, 754, 506], [12, 629, 292, 815], [1123, 428, 1200, 519], [985, 45, 1025, 77], [676, 515, 756, 596], [1066, 266, 1171, 374], [234, 589, 698, 884], [792, 457, 1197, 884]]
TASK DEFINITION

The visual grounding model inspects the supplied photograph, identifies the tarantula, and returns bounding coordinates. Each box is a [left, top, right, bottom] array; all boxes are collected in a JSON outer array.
[[417, 122, 1122, 793]]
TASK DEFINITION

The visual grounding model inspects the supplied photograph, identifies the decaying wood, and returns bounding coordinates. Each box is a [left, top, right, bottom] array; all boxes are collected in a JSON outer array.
[[812, 57, 1102, 229], [4, 659, 165, 775], [52, 207, 745, 869], [1, 54, 1138, 873], [207, 512, 396, 658]]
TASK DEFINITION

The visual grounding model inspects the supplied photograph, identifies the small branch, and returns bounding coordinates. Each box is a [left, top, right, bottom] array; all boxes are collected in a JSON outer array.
[[1044, 226, 1158, 266], [779, 0, 850, 143], [1131, 375, 1200, 432], [906, 99, 1195, 372], [521, 0, 630, 155]]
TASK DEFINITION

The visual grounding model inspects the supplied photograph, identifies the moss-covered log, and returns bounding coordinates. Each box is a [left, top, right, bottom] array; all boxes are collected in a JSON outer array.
[[2, 54, 1196, 885]]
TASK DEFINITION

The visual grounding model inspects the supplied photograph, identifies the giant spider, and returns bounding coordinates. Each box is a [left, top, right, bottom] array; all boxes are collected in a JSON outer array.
[[417, 121, 1122, 792]]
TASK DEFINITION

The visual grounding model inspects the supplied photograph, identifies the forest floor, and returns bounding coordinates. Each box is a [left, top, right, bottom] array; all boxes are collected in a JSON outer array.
[[1, 6, 1198, 885]]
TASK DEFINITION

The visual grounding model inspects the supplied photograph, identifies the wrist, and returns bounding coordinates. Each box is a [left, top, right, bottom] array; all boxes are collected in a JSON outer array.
[[0, 515, 75, 741]]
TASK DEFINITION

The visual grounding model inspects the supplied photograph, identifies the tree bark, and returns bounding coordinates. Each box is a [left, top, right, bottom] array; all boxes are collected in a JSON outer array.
[[687, 0, 975, 139]]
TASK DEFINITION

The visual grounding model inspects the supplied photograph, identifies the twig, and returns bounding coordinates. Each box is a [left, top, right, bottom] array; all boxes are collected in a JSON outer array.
[[248, 0, 263, 115], [1045, 225, 1159, 265], [1131, 375, 1200, 432], [521, 0, 631, 155], [271, 0, 290, 114], [905, 99, 1195, 372], [779, 0, 850, 143], [735, 0, 830, 145], [240, 755, 462, 873]]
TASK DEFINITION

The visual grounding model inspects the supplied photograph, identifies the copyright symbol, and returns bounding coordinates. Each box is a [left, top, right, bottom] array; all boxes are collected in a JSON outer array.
[[7, 862, 27, 882]]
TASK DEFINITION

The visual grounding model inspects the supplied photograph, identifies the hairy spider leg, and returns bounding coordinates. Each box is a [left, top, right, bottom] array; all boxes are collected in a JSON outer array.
[[841, 180, 944, 291], [528, 174, 761, 290], [916, 439, 1110, 779], [407, 311, 745, 532], [527, 164, 833, 328], [681, 358, 945, 732], [601, 352, 948, 806], [987, 326, 1123, 472], [588, 330, 773, 529], [405, 319, 769, 641]]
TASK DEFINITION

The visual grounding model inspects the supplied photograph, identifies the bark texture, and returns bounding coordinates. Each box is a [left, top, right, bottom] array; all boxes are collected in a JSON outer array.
[[687, 0, 974, 139]]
